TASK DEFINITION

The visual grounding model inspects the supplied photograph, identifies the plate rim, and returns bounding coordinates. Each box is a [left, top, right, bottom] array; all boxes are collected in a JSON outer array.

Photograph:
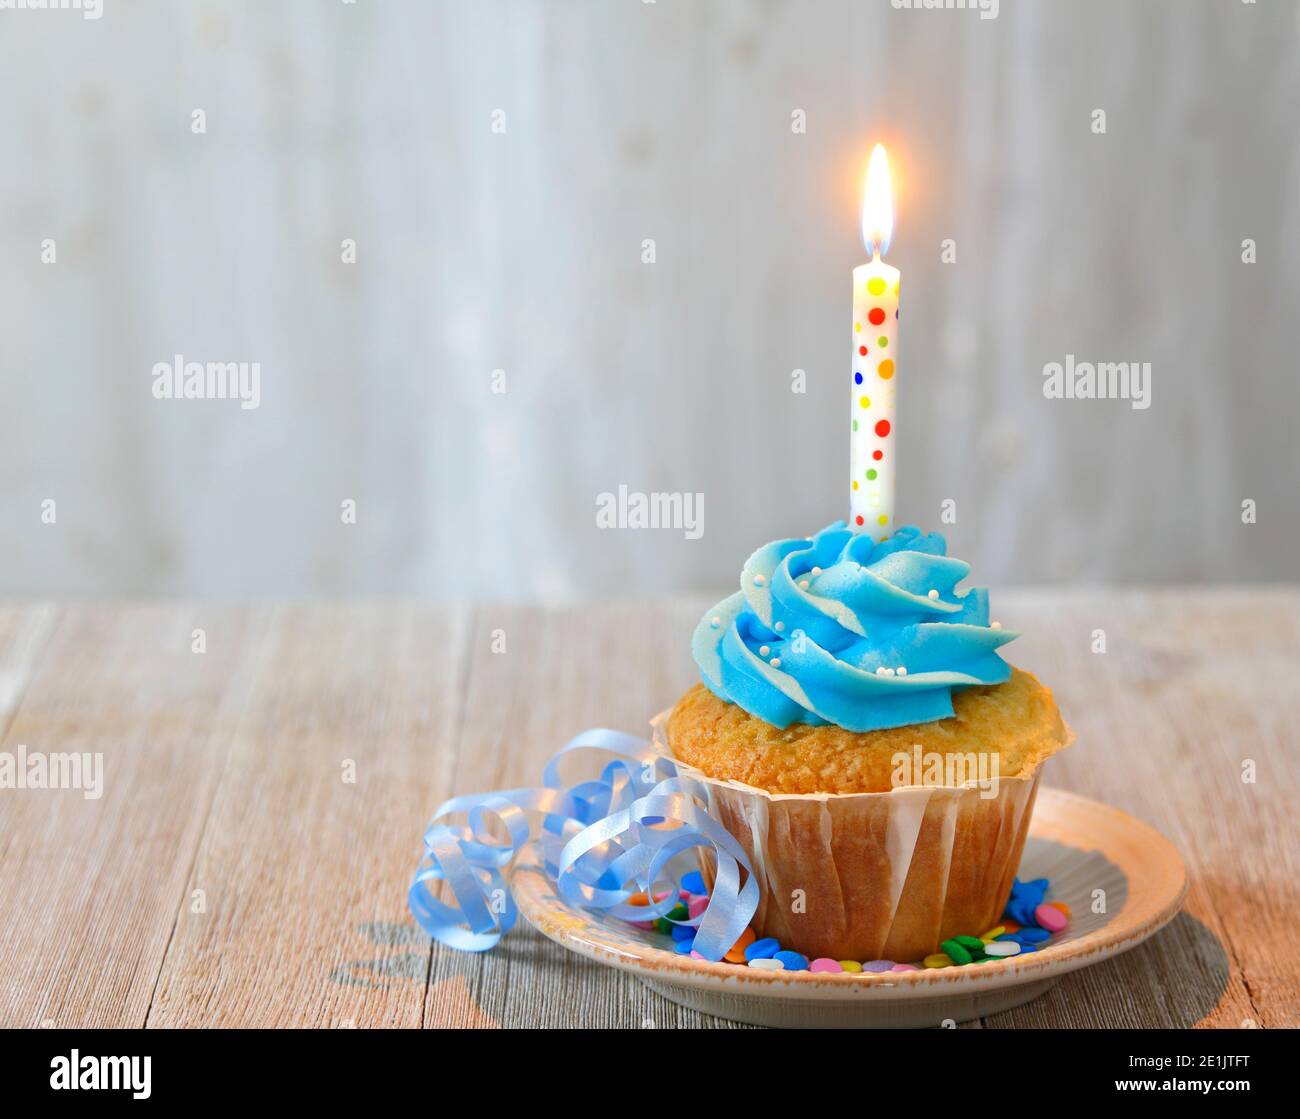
[[515, 785, 1189, 1001]]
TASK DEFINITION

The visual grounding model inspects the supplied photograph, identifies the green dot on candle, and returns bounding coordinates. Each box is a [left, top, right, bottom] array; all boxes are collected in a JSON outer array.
[[867, 468, 877, 480], [852, 420, 859, 431], [877, 336, 888, 348]]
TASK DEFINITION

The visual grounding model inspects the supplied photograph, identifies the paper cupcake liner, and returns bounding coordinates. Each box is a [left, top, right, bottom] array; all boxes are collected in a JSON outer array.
[[653, 711, 1048, 962]]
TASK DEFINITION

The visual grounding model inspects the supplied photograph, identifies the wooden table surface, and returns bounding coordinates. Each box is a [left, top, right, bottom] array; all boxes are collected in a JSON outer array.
[[0, 590, 1295, 1029]]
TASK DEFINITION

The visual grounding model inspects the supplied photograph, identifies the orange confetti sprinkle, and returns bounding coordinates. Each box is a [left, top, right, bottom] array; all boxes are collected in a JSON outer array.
[[724, 927, 757, 964]]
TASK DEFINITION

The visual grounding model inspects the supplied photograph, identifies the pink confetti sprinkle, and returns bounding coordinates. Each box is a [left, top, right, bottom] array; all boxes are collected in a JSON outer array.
[[1035, 903, 1069, 932]]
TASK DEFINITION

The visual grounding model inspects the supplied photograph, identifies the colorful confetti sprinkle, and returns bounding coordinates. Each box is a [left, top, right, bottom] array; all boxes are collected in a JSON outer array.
[[626, 873, 1072, 977]]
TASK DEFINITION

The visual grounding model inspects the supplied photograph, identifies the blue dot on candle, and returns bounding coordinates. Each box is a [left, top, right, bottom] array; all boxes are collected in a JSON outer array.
[[854, 372, 863, 384]]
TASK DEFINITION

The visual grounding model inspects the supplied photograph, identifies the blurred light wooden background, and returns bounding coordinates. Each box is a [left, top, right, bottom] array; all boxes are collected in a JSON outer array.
[[2, 0, 1297, 599]]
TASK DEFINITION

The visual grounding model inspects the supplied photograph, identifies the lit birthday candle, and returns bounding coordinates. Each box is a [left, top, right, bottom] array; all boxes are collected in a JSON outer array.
[[849, 144, 899, 539]]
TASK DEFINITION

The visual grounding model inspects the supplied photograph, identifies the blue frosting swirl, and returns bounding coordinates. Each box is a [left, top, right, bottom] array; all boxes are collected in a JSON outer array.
[[692, 523, 1016, 733]]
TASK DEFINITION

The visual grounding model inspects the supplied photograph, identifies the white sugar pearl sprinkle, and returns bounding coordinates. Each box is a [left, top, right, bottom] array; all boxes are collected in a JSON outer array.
[[770, 658, 781, 668], [798, 579, 810, 590], [927, 589, 939, 600], [710, 616, 721, 628], [758, 645, 770, 657], [991, 621, 1002, 629], [753, 574, 766, 586], [811, 566, 822, 574], [897, 667, 907, 676], [775, 621, 785, 632]]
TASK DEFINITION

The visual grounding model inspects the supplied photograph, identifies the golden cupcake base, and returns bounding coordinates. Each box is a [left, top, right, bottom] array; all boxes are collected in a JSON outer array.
[[660, 673, 1073, 961]]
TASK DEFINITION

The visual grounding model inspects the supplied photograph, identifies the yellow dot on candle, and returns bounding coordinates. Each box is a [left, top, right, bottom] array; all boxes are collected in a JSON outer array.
[[859, 395, 871, 408], [852, 480, 859, 491], [854, 321, 862, 333], [867, 277, 886, 296], [877, 359, 895, 380], [878, 514, 888, 526], [893, 281, 900, 297]]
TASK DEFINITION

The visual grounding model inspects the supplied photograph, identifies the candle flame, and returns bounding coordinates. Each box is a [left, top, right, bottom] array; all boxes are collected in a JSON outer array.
[[861, 143, 894, 258]]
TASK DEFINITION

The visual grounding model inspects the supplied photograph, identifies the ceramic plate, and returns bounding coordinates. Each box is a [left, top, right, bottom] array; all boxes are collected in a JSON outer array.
[[514, 787, 1188, 1028]]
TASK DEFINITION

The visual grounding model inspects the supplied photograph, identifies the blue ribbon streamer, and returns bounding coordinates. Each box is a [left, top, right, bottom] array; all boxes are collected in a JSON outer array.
[[408, 727, 760, 961]]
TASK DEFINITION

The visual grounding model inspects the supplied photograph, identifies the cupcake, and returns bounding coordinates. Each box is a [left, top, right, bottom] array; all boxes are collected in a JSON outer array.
[[666, 522, 1072, 962]]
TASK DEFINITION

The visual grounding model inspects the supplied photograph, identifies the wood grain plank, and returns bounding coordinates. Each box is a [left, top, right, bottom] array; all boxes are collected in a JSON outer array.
[[0, 603, 58, 734], [0, 603, 267, 1028], [4, 590, 1292, 1029], [984, 588, 1299, 1029], [147, 603, 471, 1028]]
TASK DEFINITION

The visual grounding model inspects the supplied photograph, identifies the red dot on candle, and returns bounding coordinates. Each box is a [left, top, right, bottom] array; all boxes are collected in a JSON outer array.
[[873, 450, 883, 460], [868, 307, 886, 326], [855, 515, 864, 526], [875, 419, 891, 437], [858, 345, 867, 356]]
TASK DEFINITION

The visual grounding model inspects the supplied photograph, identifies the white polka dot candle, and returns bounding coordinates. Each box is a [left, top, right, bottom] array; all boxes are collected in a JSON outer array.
[[850, 144, 899, 540]]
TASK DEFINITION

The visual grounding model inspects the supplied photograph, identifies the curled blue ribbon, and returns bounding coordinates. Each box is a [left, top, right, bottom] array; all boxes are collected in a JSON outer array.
[[407, 727, 760, 961]]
